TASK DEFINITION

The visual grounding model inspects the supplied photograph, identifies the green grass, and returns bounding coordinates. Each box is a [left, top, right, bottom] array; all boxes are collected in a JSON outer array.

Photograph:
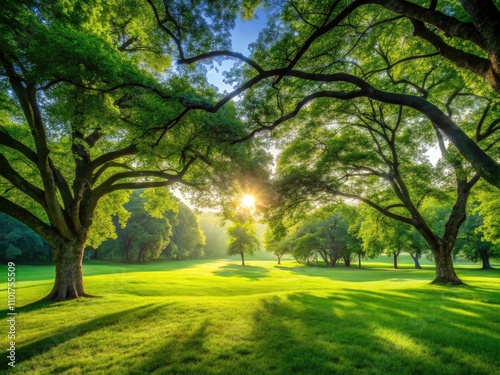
[[1, 257, 499, 374]]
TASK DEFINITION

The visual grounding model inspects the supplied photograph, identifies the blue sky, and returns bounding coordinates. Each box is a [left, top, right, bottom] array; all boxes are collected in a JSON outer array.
[[205, 8, 268, 93]]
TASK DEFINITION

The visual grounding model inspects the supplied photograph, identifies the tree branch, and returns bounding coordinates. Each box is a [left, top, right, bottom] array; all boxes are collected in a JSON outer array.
[[179, 50, 265, 74], [323, 185, 413, 225], [0, 196, 57, 242], [410, 19, 493, 87], [0, 153, 46, 208], [90, 144, 138, 170]]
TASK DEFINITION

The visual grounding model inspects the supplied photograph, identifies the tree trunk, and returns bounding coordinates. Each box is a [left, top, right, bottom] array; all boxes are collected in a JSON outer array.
[[431, 246, 464, 285], [44, 238, 91, 301], [478, 247, 493, 270], [277, 255, 281, 265], [410, 253, 422, 269], [344, 255, 351, 267], [240, 250, 245, 266], [358, 253, 361, 268], [393, 253, 398, 269]]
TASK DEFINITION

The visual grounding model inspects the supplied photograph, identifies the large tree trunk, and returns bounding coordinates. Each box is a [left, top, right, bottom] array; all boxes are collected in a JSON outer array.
[[478, 247, 493, 270], [44, 238, 91, 301], [431, 246, 464, 285]]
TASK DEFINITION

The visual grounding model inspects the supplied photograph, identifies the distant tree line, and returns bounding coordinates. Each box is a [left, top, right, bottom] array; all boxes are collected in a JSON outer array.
[[88, 191, 205, 262], [1, 191, 206, 264], [265, 197, 500, 270], [0, 213, 51, 262]]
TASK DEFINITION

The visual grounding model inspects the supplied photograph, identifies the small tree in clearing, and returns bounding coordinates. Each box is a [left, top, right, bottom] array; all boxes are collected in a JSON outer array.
[[226, 222, 260, 266]]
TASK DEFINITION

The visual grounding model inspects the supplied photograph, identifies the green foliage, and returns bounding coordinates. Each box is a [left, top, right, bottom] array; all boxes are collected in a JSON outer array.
[[475, 184, 500, 245], [97, 191, 205, 262], [0, 213, 51, 262], [0, 0, 270, 283], [455, 213, 500, 263], [164, 202, 205, 260], [87, 190, 133, 249], [263, 226, 292, 262], [98, 190, 172, 263], [226, 222, 260, 258]]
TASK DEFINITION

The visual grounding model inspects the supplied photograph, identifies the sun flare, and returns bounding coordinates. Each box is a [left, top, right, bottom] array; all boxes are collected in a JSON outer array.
[[241, 194, 255, 209]]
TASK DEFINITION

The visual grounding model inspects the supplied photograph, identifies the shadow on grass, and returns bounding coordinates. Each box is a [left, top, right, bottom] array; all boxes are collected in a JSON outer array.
[[241, 289, 500, 375], [212, 264, 270, 280], [13, 286, 499, 375], [127, 319, 212, 374], [13, 304, 158, 366], [274, 264, 435, 283], [0, 296, 69, 317], [112, 288, 500, 374]]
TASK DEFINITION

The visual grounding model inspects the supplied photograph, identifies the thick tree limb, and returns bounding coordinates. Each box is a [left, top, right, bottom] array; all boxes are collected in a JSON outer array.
[[0, 124, 73, 210], [214, 69, 499, 187], [0, 131, 38, 163], [90, 144, 138, 170], [92, 156, 197, 200], [377, 0, 486, 48], [180, 51, 265, 74], [92, 162, 134, 184], [0, 196, 57, 241], [410, 19, 492, 85], [0, 153, 46, 207], [323, 185, 413, 225], [459, 0, 500, 90], [5, 69, 74, 238]]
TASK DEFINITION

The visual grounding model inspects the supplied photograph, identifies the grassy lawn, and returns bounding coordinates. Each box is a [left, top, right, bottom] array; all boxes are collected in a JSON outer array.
[[1, 257, 499, 374]]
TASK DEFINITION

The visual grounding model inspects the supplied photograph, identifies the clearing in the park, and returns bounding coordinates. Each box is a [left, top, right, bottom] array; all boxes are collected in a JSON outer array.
[[1, 258, 499, 375]]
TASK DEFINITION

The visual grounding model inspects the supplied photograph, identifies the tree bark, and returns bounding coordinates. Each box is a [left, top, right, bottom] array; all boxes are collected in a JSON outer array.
[[358, 253, 362, 268], [344, 255, 351, 267], [431, 246, 464, 285], [410, 253, 422, 269], [240, 250, 245, 266], [277, 255, 281, 265], [393, 253, 398, 269], [478, 247, 493, 270], [44, 238, 91, 301]]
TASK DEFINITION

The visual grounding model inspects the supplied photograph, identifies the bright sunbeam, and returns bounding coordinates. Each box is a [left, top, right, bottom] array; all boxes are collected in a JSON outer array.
[[241, 194, 255, 209]]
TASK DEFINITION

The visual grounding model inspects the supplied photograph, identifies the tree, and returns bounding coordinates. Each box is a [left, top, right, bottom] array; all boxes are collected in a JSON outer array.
[[0, 1, 263, 300], [164, 202, 205, 260], [264, 225, 292, 265], [292, 213, 353, 268], [355, 209, 425, 269], [226, 222, 260, 266], [159, 0, 500, 283], [98, 190, 174, 263], [454, 212, 499, 270], [265, 205, 359, 267], [474, 183, 500, 247], [270, 96, 480, 284], [453, 190, 500, 270]]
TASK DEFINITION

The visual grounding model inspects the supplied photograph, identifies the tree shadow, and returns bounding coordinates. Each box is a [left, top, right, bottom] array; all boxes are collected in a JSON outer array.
[[126, 319, 212, 374], [241, 290, 500, 374], [212, 264, 270, 280], [274, 264, 435, 283], [13, 304, 159, 366]]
